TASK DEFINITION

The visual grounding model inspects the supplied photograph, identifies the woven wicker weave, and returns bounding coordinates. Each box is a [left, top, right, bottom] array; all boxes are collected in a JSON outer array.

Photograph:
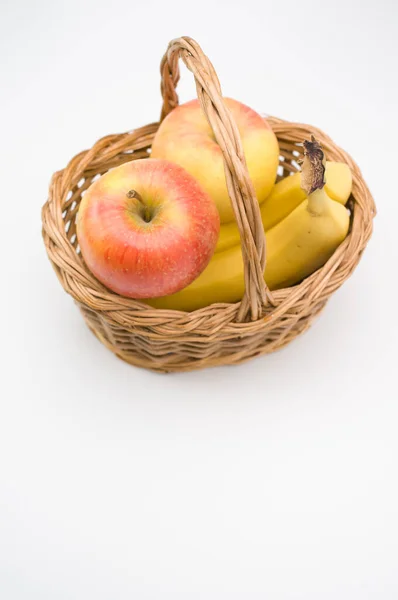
[[42, 37, 375, 373]]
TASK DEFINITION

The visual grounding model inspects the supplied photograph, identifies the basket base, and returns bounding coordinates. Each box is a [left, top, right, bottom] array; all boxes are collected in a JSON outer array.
[[82, 301, 327, 373]]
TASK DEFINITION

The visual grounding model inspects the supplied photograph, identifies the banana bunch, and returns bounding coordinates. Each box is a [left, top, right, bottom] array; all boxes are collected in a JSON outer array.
[[148, 139, 351, 312], [215, 161, 352, 253]]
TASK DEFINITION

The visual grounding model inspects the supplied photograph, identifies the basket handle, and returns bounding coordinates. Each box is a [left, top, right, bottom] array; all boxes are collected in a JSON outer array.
[[160, 37, 273, 322]]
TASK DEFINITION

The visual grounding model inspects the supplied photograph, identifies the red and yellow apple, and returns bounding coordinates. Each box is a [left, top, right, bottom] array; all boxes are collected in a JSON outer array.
[[151, 98, 280, 223], [77, 159, 220, 298]]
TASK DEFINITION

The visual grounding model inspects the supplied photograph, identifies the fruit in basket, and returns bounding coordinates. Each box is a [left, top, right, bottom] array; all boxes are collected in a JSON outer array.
[[147, 243, 245, 311], [147, 138, 349, 311], [323, 162, 353, 204], [151, 98, 279, 224], [260, 160, 352, 231], [262, 141, 350, 290], [76, 159, 220, 298], [215, 161, 352, 253]]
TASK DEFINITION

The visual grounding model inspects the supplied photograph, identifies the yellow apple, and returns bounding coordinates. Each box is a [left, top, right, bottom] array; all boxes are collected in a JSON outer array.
[[151, 98, 279, 223]]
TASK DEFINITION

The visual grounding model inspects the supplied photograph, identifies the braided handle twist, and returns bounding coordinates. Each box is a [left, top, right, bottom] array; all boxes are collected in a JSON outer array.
[[160, 37, 273, 321]]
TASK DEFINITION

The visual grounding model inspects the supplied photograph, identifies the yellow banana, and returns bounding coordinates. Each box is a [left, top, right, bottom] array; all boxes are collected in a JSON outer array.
[[323, 162, 352, 204], [263, 189, 349, 290], [215, 161, 352, 253], [148, 139, 349, 312], [147, 244, 246, 311]]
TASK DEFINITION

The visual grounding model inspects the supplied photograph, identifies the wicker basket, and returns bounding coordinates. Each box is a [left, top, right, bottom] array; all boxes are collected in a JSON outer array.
[[42, 37, 375, 373]]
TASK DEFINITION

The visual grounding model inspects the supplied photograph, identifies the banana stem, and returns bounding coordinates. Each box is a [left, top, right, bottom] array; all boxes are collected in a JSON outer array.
[[307, 188, 328, 216], [300, 136, 328, 216]]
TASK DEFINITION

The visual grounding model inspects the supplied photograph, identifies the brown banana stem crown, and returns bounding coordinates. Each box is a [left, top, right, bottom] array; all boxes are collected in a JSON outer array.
[[301, 136, 326, 195]]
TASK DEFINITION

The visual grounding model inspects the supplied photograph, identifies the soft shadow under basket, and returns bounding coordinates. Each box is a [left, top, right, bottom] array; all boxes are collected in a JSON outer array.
[[42, 37, 376, 373]]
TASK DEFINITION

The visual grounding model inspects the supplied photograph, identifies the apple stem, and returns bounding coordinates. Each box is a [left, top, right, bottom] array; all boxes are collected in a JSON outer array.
[[126, 189, 151, 223], [127, 189, 144, 204]]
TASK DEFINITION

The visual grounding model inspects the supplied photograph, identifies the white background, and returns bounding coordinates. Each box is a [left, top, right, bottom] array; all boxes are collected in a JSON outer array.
[[1, 0, 397, 598]]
